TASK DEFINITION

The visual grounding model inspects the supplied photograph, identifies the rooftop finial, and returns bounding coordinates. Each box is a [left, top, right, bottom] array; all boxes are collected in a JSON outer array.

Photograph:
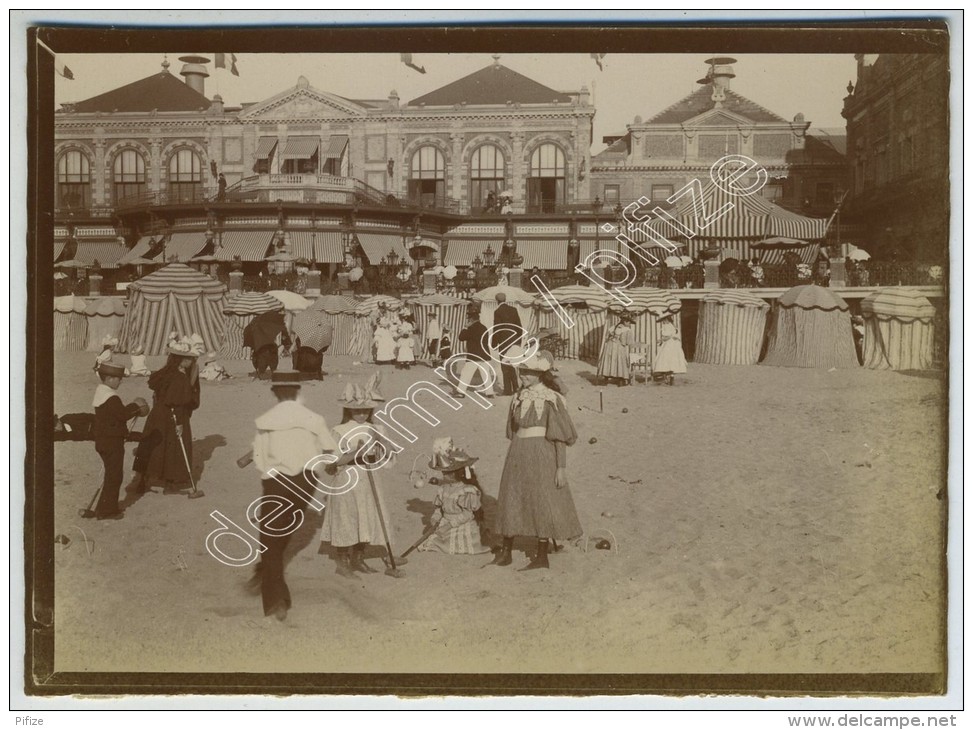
[[492, 53, 501, 67], [161, 54, 170, 72]]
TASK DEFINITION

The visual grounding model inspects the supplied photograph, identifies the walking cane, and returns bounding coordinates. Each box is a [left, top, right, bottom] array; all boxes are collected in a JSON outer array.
[[364, 467, 403, 577], [171, 411, 204, 499]]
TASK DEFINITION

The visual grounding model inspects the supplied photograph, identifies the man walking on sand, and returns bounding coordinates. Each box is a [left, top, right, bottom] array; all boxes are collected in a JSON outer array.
[[492, 292, 523, 396]]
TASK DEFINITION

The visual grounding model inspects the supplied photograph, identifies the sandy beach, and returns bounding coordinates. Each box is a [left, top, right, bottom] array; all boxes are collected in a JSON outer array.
[[51, 350, 946, 676]]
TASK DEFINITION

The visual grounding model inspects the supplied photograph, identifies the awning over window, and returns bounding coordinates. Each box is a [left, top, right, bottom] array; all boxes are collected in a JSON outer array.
[[117, 236, 158, 266], [356, 233, 411, 265], [579, 238, 621, 265], [215, 230, 274, 261], [54, 238, 69, 262], [288, 231, 345, 263], [74, 241, 131, 269], [324, 135, 349, 160], [255, 137, 278, 160], [443, 239, 503, 267], [516, 240, 569, 270], [161, 232, 208, 264], [280, 137, 320, 160]]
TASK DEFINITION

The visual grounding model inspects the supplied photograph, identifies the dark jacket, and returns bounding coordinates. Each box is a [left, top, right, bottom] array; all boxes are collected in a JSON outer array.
[[93, 394, 139, 442], [491, 302, 522, 352], [459, 321, 489, 361], [244, 311, 292, 352]]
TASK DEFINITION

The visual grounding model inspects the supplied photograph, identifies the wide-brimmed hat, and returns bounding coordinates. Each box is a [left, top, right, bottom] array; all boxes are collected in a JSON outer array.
[[98, 361, 127, 378], [337, 372, 385, 410], [507, 345, 552, 374], [270, 370, 302, 389], [166, 333, 205, 358], [428, 437, 479, 472]]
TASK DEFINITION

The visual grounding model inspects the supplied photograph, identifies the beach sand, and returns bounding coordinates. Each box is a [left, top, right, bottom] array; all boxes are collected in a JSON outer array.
[[50, 351, 947, 676]]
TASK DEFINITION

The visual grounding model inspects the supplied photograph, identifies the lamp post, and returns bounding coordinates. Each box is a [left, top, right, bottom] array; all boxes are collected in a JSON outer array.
[[483, 244, 496, 267]]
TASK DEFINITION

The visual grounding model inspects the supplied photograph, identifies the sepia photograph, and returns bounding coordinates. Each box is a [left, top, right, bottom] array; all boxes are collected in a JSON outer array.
[[19, 14, 957, 706]]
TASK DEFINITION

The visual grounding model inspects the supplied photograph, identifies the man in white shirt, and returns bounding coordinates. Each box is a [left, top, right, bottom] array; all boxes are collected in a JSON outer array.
[[252, 371, 339, 620]]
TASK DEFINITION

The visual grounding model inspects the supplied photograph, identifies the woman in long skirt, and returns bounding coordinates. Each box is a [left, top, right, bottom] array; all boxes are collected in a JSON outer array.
[[652, 312, 687, 385], [597, 314, 636, 386], [320, 373, 395, 577], [490, 350, 582, 571]]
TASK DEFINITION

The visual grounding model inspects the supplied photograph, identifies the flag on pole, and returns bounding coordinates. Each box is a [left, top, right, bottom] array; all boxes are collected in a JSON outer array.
[[37, 38, 74, 79], [215, 52, 239, 76]]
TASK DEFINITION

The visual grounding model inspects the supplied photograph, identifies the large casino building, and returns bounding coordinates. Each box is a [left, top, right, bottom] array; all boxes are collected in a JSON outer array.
[[52, 55, 850, 293]]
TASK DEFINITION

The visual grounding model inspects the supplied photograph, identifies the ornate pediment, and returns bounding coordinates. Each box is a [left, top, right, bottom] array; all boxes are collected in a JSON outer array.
[[685, 108, 753, 127], [240, 78, 369, 120]]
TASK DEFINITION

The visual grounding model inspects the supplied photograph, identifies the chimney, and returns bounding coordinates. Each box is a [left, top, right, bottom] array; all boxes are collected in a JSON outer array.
[[579, 85, 590, 107], [179, 55, 211, 96], [388, 89, 400, 109], [704, 56, 737, 105]]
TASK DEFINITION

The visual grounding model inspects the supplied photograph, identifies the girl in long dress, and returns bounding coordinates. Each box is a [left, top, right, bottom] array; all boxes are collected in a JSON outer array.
[[395, 320, 416, 369], [418, 439, 490, 555], [320, 374, 395, 577], [652, 312, 687, 385], [373, 323, 397, 364], [597, 315, 635, 386], [490, 349, 582, 571]]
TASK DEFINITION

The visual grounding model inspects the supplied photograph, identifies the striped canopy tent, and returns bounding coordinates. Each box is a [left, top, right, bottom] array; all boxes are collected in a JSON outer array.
[[750, 236, 820, 266], [643, 181, 827, 263], [533, 285, 611, 361], [860, 288, 937, 370], [408, 293, 470, 356], [54, 295, 89, 351], [694, 289, 770, 365], [599, 288, 682, 366], [349, 295, 405, 359], [295, 295, 358, 355], [471, 285, 538, 336], [118, 263, 228, 356], [761, 285, 858, 369], [72, 239, 131, 269], [221, 292, 284, 360], [83, 297, 127, 352]]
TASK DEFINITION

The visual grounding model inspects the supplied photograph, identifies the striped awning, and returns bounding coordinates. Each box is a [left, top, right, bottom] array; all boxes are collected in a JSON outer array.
[[516, 240, 569, 270], [280, 136, 319, 160], [288, 231, 345, 263], [54, 238, 69, 262], [324, 135, 349, 159], [356, 233, 410, 265], [74, 240, 130, 269], [162, 232, 208, 263], [766, 206, 828, 239], [117, 236, 157, 266], [255, 137, 278, 160], [579, 238, 621, 266], [443, 239, 501, 267], [215, 230, 274, 261]]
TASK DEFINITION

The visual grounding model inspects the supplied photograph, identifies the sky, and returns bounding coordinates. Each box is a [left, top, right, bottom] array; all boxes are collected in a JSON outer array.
[[52, 52, 857, 152]]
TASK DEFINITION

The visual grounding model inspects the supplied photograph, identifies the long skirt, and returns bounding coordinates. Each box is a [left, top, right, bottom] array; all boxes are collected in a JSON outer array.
[[133, 406, 193, 485], [597, 339, 631, 381], [321, 468, 388, 548], [495, 436, 582, 540], [653, 340, 687, 373]]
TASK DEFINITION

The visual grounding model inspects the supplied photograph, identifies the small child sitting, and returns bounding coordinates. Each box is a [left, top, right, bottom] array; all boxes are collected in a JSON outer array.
[[199, 351, 231, 381], [418, 438, 490, 555], [128, 344, 151, 377], [93, 335, 119, 375]]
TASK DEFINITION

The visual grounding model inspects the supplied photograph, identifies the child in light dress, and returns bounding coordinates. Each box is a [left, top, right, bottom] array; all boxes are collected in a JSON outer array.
[[199, 351, 231, 381], [128, 344, 151, 377], [418, 438, 490, 555]]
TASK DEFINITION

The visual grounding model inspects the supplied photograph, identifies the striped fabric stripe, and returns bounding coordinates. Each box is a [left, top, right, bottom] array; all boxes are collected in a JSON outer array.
[[292, 310, 356, 355], [54, 238, 68, 262], [220, 314, 254, 359], [117, 237, 156, 266], [761, 306, 858, 369], [255, 137, 278, 159], [121, 291, 228, 356], [280, 136, 319, 160], [163, 232, 208, 263], [127, 263, 226, 300], [862, 318, 935, 370], [357, 233, 410, 265], [324, 135, 349, 159], [54, 311, 88, 351], [861, 288, 936, 321], [408, 297, 469, 357], [223, 292, 284, 315], [695, 292, 769, 365], [443, 239, 500, 267], [516, 240, 569, 270], [757, 244, 821, 266], [535, 307, 607, 361], [288, 231, 345, 263], [74, 241, 130, 268], [598, 309, 682, 369], [778, 284, 848, 312], [216, 230, 273, 261]]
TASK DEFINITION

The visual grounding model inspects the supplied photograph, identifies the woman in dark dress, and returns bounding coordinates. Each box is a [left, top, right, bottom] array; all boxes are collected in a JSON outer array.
[[490, 349, 582, 571], [132, 339, 201, 493]]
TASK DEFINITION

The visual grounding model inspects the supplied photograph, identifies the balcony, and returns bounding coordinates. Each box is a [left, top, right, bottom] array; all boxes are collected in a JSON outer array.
[[229, 173, 357, 205]]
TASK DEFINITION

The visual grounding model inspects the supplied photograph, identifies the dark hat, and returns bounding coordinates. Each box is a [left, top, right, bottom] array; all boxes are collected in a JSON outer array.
[[270, 370, 302, 388], [98, 362, 126, 378], [495, 292, 507, 303], [429, 446, 479, 473]]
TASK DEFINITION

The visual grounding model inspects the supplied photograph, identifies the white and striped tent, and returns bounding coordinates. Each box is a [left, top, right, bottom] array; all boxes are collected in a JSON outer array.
[[533, 285, 610, 361], [221, 292, 284, 359], [408, 293, 470, 357], [599, 288, 682, 366], [54, 295, 89, 351], [643, 180, 828, 262], [296, 295, 357, 355], [83, 297, 127, 352], [348, 295, 405, 359], [118, 263, 228, 356], [471, 285, 538, 337], [861, 288, 937, 370], [761, 285, 858, 369], [694, 289, 770, 365]]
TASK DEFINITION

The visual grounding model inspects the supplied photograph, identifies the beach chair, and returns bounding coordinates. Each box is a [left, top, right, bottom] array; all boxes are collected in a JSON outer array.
[[628, 344, 652, 385]]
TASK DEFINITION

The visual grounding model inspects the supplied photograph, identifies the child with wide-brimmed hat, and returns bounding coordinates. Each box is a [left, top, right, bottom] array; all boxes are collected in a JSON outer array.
[[417, 438, 491, 555]]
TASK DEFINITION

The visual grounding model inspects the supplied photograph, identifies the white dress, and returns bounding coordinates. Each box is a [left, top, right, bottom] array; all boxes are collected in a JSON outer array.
[[373, 326, 397, 362], [653, 321, 687, 374]]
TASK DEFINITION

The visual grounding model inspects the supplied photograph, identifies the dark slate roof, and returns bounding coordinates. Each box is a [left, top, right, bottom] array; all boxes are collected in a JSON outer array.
[[69, 71, 211, 113], [408, 64, 571, 106], [808, 128, 847, 157], [646, 84, 788, 124], [593, 135, 630, 161]]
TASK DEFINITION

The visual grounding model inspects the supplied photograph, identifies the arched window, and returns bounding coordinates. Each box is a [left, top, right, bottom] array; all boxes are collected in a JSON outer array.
[[470, 144, 505, 214], [57, 150, 90, 211], [408, 146, 446, 208], [168, 148, 204, 203], [528, 143, 566, 214], [112, 149, 146, 205]]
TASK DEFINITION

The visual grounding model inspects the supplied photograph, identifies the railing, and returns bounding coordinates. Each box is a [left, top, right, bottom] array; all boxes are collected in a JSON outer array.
[[853, 262, 945, 287], [400, 194, 463, 215], [54, 204, 116, 219]]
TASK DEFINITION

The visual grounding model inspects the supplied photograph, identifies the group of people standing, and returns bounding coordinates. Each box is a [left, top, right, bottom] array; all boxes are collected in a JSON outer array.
[[371, 302, 418, 368], [597, 311, 687, 386]]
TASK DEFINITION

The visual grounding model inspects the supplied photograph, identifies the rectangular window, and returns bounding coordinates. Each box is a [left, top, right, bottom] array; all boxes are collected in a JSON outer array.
[[698, 135, 739, 159], [644, 135, 684, 158], [651, 184, 674, 202], [603, 185, 620, 205]]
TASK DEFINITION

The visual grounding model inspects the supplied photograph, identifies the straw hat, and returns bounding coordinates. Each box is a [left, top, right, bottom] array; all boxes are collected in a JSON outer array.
[[166, 333, 205, 358], [97, 361, 127, 378], [270, 370, 302, 390], [428, 437, 479, 472], [337, 372, 385, 410], [509, 346, 552, 374]]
